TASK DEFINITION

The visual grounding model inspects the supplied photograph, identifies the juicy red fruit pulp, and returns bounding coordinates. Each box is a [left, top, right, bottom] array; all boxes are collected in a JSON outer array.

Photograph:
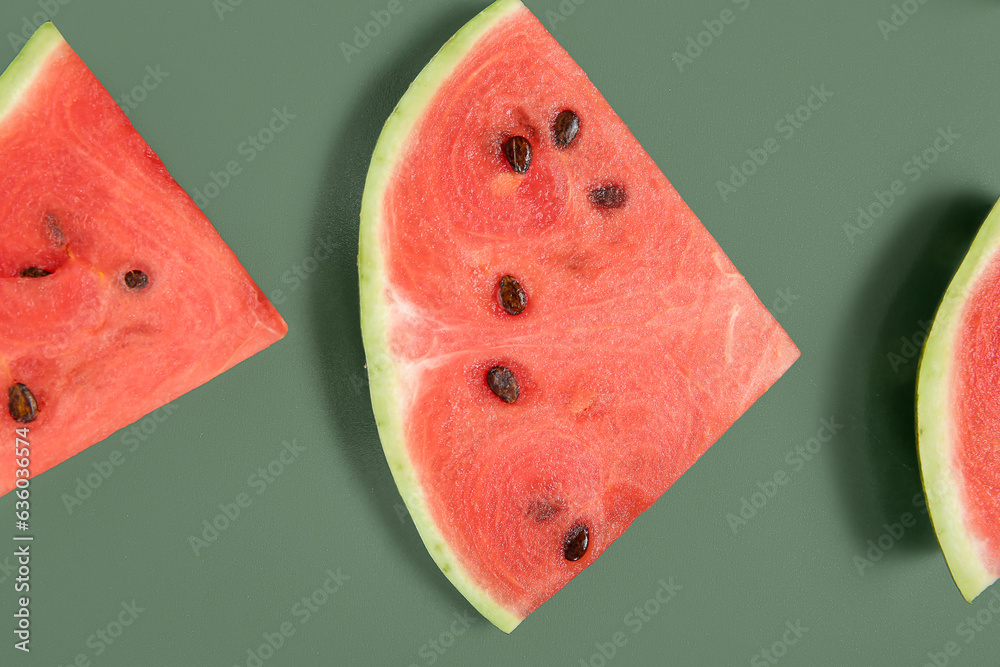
[[0, 26, 286, 494], [379, 6, 798, 620], [954, 252, 1000, 573]]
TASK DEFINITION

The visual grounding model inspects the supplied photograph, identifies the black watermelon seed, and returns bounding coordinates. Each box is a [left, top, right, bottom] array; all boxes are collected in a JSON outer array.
[[8, 383, 38, 424], [504, 136, 532, 174], [564, 524, 589, 561], [589, 184, 627, 209], [498, 275, 527, 315], [19, 267, 51, 278], [486, 366, 519, 404], [553, 110, 580, 149], [123, 270, 149, 290]]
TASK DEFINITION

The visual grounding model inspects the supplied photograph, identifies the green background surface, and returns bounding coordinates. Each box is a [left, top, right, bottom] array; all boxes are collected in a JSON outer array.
[[1, 0, 999, 665]]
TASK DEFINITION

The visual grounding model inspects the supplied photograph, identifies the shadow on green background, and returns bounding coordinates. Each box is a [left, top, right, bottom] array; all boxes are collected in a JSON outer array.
[[833, 191, 993, 556], [305, 5, 485, 618]]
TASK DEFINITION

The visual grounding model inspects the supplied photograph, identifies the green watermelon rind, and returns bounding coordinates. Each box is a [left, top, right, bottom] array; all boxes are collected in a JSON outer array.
[[358, 0, 525, 633], [916, 198, 1000, 602], [0, 23, 62, 123]]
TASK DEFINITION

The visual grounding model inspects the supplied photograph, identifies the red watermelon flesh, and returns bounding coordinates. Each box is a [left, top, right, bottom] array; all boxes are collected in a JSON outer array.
[[918, 197, 1000, 602], [955, 255, 1000, 562], [0, 23, 287, 496], [359, 0, 799, 631]]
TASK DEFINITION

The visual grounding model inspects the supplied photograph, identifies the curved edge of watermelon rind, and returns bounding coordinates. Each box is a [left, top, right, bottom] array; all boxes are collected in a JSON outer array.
[[0, 22, 63, 124], [916, 196, 1000, 603], [358, 0, 526, 634]]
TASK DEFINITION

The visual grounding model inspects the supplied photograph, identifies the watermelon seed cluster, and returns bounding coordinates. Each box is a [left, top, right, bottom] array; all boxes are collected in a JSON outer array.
[[488, 109, 603, 564], [7, 383, 38, 424], [19, 267, 52, 277]]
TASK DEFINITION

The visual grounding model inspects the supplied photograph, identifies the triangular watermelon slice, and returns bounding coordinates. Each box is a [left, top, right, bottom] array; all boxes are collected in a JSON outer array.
[[359, 0, 799, 632], [0, 24, 287, 496], [917, 198, 1000, 602]]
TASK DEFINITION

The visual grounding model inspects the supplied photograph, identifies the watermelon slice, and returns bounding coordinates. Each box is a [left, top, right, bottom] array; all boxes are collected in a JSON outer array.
[[359, 0, 799, 632], [917, 198, 1000, 602], [0, 24, 287, 496]]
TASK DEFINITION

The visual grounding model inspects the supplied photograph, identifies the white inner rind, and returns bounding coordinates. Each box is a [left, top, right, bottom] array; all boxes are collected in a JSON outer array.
[[357, 0, 526, 634], [917, 197, 1000, 602], [0, 23, 63, 126]]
